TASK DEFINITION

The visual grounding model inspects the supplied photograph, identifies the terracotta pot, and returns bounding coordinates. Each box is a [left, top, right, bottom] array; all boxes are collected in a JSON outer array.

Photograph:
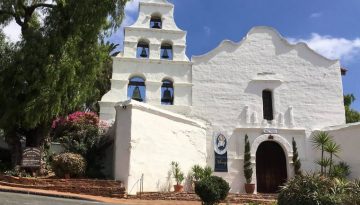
[[244, 183, 255, 194], [174, 184, 184, 192], [64, 173, 70, 179]]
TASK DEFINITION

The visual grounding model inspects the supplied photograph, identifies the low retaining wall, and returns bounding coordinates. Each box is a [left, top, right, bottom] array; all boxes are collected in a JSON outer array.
[[128, 192, 277, 204], [0, 175, 126, 198]]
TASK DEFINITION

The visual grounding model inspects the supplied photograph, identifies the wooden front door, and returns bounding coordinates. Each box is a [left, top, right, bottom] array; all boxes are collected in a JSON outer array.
[[256, 141, 287, 193]]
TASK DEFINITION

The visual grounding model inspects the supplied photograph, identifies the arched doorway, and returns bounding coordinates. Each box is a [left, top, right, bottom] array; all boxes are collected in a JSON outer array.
[[256, 141, 287, 193]]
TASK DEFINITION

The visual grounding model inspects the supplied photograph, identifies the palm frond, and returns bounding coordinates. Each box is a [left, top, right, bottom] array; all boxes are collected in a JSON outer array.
[[324, 141, 341, 157], [311, 131, 332, 148]]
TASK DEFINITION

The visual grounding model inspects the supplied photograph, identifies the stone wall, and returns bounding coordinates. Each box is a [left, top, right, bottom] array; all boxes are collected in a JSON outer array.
[[0, 175, 125, 198]]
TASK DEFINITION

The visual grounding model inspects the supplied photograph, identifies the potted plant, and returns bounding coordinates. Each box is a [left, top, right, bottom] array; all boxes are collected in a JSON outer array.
[[244, 134, 255, 194], [171, 161, 185, 192]]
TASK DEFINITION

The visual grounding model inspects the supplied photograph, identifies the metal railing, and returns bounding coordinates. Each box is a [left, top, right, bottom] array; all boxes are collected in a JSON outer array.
[[128, 173, 144, 198]]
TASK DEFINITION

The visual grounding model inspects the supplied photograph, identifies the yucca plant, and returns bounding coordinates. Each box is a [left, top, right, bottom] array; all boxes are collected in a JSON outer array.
[[316, 158, 331, 176], [324, 141, 341, 175], [312, 131, 332, 175]]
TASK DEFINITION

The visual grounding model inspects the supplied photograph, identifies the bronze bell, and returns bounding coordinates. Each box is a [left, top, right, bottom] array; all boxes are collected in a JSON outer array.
[[152, 22, 161, 29], [132, 86, 143, 102], [162, 48, 169, 59], [140, 47, 148, 58], [162, 88, 173, 104]]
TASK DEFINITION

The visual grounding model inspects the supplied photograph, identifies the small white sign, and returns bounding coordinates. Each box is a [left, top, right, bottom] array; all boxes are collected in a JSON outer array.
[[263, 128, 278, 134]]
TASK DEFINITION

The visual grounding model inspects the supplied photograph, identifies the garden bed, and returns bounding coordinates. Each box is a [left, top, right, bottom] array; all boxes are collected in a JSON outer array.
[[0, 175, 126, 198]]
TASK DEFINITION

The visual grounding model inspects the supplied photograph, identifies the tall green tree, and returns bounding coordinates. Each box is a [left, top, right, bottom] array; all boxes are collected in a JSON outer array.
[[0, 0, 128, 166], [344, 94, 360, 123], [243, 134, 253, 184], [292, 137, 302, 176]]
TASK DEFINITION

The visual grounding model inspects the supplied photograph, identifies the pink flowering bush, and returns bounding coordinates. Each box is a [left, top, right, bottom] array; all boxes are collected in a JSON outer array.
[[52, 111, 99, 129], [51, 111, 111, 178], [51, 112, 104, 156]]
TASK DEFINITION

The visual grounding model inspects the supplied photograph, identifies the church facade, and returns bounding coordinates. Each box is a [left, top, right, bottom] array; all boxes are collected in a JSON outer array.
[[99, 0, 360, 194]]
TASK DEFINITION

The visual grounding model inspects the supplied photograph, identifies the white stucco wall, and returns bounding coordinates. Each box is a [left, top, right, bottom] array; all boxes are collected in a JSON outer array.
[[189, 26, 345, 192], [191, 27, 345, 133], [323, 123, 360, 179], [113, 101, 207, 195]]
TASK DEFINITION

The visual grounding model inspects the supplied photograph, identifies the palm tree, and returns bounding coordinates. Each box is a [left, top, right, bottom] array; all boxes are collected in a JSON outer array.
[[324, 141, 341, 176], [312, 131, 332, 175]]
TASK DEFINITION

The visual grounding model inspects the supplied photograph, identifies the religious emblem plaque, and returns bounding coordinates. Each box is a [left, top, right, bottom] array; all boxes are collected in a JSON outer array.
[[214, 133, 228, 172]]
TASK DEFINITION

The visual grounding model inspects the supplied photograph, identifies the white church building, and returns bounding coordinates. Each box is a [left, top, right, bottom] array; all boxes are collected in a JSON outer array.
[[99, 0, 360, 194]]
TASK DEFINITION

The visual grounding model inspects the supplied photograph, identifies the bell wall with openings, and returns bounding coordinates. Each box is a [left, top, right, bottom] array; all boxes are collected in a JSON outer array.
[[99, 0, 192, 121]]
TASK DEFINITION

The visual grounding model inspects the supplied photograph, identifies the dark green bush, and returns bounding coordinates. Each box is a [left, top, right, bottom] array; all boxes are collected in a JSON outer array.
[[52, 152, 86, 178], [278, 174, 360, 205], [195, 176, 230, 205]]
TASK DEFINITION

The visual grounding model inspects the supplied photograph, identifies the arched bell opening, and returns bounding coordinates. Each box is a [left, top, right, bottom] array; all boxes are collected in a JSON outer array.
[[137, 40, 150, 59], [128, 77, 146, 102], [256, 141, 287, 193], [160, 42, 173, 60], [161, 79, 174, 105], [150, 14, 162, 29]]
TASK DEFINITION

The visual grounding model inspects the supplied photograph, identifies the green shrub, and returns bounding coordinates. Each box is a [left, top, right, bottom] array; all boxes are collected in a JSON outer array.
[[195, 176, 230, 205], [4, 166, 31, 177], [278, 174, 360, 205], [341, 179, 360, 205], [191, 165, 213, 182], [330, 161, 351, 179], [52, 153, 86, 178]]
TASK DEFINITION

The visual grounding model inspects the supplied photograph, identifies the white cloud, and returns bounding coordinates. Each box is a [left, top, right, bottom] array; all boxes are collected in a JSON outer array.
[[1, 21, 21, 42], [288, 33, 360, 62], [125, 0, 140, 14], [309, 12, 322, 18]]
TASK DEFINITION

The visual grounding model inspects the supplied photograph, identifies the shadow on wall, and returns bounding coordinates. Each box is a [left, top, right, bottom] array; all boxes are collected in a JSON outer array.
[[265, 30, 337, 68], [244, 81, 282, 96], [157, 170, 172, 192]]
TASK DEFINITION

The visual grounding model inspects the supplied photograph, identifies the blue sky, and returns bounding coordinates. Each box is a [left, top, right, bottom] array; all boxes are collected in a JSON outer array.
[[2, 0, 359, 110], [107, 0, 360, 111]]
